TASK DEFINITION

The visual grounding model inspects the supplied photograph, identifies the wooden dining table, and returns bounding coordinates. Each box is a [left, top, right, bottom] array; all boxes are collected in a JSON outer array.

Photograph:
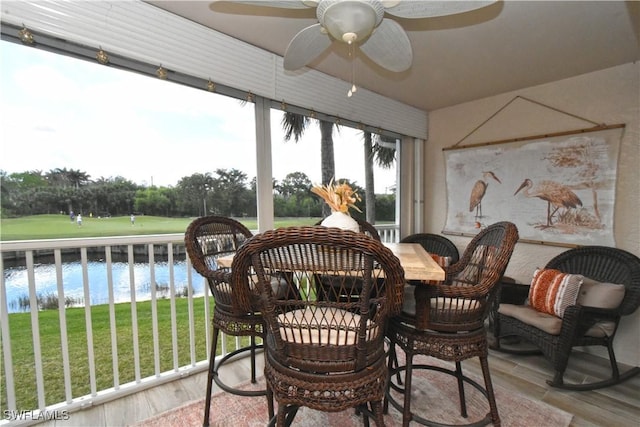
[[216, 242, 445, 283], [382, 242, 445, 282]]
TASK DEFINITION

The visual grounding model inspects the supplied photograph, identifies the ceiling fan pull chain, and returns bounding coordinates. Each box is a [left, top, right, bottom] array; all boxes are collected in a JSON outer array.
[[347, 42, 357, 98]]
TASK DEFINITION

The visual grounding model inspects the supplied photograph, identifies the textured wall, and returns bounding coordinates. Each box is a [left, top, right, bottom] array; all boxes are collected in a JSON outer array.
[[424, 63, 639, 365]]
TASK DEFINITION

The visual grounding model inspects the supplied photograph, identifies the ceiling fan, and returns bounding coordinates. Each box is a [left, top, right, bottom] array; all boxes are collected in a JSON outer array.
[[214, 0, 496, 73]]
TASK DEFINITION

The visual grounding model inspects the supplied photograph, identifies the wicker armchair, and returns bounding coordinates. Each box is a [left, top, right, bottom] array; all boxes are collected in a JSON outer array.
[[386, 222, 519, 427], [494, 246, 640, 390], [315, 216, 381, 241], [231, 226, 405, 426], [184, 216, 269, 427]]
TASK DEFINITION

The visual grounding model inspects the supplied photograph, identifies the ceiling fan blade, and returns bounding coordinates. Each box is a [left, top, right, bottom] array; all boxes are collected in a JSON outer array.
[[283, 24, 332, 70], [211, 0, 312, 9], [385, 0, 496, 18], [360, 19, 412, 72]]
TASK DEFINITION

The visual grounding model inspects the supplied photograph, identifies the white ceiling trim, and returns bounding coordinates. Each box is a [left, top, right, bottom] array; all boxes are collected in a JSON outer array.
[[1, 0, 428, 139]]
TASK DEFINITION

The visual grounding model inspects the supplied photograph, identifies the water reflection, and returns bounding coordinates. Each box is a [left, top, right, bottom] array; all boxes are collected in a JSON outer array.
[[3, 260, 204, 313]]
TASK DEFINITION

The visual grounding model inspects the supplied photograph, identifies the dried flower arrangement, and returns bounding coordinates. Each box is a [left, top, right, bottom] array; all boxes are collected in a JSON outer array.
[[311, 179, 362, 215]]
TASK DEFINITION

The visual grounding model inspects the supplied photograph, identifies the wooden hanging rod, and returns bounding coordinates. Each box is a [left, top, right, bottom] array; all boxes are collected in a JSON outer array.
[[443, 123, 625, 151], [442, 230, 581, 248]]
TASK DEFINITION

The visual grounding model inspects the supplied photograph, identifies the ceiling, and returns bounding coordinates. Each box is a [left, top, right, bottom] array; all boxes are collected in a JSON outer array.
[[146, 1, 639, 112]]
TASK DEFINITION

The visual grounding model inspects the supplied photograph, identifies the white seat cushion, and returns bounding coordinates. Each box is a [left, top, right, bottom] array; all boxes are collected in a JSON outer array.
[[402, 285, 481, 316], [499, 303, 615, 337], [277, 306, 376, 345], [577, 277, 626, 309]]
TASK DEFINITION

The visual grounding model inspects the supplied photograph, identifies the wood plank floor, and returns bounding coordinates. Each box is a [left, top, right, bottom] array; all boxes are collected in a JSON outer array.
[[36, 346, 639, 427]]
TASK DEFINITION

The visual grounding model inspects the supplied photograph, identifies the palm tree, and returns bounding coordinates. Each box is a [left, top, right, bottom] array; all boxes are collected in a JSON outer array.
[[66, 168, 91, 189], [45, 168, 69, 187], [363, 132, 396, 223], [281, 112, 336, 216]]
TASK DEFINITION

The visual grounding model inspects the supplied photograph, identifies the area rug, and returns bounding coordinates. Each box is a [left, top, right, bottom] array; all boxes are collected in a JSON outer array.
[[137, 356, 572, 427]]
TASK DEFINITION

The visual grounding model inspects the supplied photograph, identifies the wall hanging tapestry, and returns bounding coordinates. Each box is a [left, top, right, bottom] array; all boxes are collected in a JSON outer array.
[[443, 123, 624, 247]]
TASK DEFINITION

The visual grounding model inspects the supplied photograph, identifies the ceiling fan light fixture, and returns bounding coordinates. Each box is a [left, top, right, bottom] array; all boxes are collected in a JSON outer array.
[[222, 0, 498, 74], [318, 0, 384, 44]]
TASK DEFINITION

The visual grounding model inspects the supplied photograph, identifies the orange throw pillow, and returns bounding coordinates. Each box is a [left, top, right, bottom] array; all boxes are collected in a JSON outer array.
[[528, 268, 583, 317]]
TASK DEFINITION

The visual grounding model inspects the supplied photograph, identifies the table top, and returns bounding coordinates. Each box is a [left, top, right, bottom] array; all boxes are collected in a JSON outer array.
[[383, 242, 445, 282], [216, 242, 445, 283]]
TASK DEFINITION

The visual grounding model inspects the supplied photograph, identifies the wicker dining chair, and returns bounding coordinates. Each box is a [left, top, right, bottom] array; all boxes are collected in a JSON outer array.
[[386, 233, 461, 382], [494, 245, 640, 390], [386, 222, 519, 427], [231, 226, 405, 427], [184, 216, 270, 427]]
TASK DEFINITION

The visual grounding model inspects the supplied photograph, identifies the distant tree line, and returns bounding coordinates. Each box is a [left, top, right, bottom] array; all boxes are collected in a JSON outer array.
[[0, 167, 395, 221]]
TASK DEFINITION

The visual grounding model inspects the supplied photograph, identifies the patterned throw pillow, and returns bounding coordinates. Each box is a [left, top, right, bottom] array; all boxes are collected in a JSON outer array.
[[528, 268, 584, 317]]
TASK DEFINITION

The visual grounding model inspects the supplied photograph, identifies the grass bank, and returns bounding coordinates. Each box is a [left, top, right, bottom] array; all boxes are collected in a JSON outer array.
[[0, 215, 321, 241], [0, 296, 251, 411]]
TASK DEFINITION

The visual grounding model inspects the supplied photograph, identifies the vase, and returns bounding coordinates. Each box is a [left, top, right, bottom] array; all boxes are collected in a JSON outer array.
[[321, 211, 360, 233]]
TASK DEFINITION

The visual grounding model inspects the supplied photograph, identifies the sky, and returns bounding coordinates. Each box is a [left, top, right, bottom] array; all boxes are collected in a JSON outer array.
[[0, 41, 396, 193]]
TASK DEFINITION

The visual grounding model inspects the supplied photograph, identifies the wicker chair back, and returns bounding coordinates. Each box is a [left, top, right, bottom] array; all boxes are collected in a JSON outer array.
[[184, 216, 270, 426], [185, 215, 253, 316], [420, 222, 519, 333], [400, 232, 460, 264], [232, 226, 405, 425]]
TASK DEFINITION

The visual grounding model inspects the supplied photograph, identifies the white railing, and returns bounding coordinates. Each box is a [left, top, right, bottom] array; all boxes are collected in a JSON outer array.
[[375, 224, 400, 244], [0, 225, 398, 426], [0, 234, 212, 426]]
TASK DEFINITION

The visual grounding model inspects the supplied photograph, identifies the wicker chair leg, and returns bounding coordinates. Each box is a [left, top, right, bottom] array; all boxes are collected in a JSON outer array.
[[479, 356, 501, 427], [268, 404, 299, 427], [606, 342, 621, 379], [548, 341, 640, 390], [250, 335, 257, 383], [402, 352, 414, 427], [202, 326, 220, 427], [361, 404, 370, 427], [550, 369, 566, 387], [275, 405, 287, 427], [455, 362, 468, 418], [283, 405, 299, 427], [384, 341, 399, 414], [371, 400, 386, 427], [266, 385, 275, 420]]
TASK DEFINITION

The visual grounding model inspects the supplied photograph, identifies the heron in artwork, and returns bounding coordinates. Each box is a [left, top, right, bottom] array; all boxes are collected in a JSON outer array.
[[514, 178, 583, 228], [469, 171, 502, 219]]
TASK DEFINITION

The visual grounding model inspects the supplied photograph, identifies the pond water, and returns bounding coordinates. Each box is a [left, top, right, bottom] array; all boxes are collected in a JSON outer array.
[[3, 260, 205, 313]]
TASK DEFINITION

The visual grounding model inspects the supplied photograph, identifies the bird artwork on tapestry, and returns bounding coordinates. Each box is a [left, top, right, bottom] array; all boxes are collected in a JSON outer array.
[[469, 171, 501, 219], [513, 178, 583, 228]]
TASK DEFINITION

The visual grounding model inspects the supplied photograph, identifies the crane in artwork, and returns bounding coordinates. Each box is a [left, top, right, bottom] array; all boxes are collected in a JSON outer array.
[[514, 178, 583, 228], [469, 171, 502, 219]]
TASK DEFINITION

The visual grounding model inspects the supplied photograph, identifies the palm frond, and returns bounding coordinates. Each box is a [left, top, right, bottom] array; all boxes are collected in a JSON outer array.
[[282, 112, 311, 143]]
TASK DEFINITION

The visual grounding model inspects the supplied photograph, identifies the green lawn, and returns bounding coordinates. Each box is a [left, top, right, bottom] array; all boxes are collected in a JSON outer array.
[[0, 296, 255, 411], [0, 214, 322, 241]]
